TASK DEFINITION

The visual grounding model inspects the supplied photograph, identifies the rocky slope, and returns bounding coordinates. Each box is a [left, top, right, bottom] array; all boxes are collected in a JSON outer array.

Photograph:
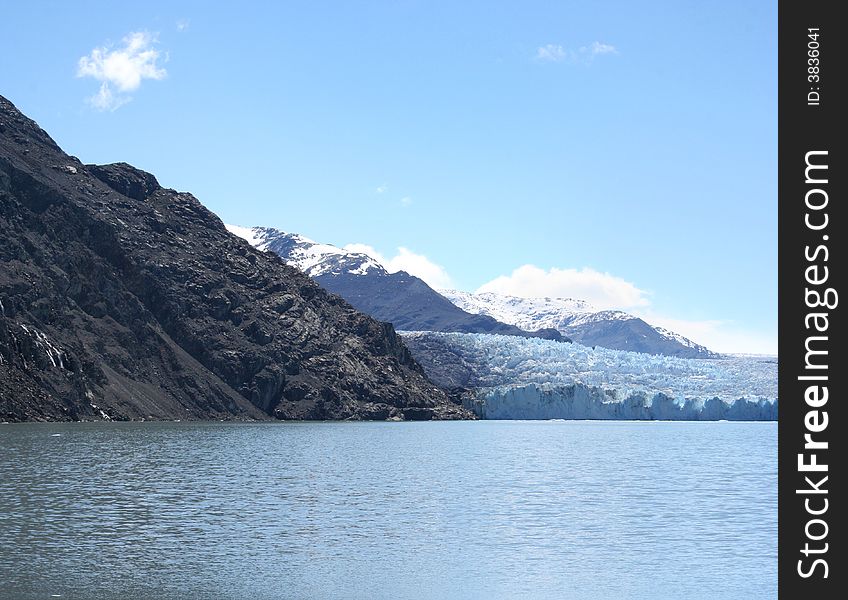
[[0, 94, 469, 422], [227, 226, 565, 341]]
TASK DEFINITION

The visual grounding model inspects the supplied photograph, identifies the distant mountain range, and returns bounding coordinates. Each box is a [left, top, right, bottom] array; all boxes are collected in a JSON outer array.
[[225, 226, 565, 341], [228, 226, 717, 359], [442, 291, 717, 359]]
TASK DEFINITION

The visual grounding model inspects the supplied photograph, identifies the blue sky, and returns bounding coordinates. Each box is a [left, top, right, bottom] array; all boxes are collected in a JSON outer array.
[[0, 1, 777, 353]]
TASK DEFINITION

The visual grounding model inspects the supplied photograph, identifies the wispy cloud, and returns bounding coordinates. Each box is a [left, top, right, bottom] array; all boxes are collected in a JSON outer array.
[[536, 44, 568, 62], [176, 19, 190, 32], [399, 196, 413, 207], [77, 31, 167, 111], [343, 244, 452, 289], [583, 41, 617, 56], [536, 41, 618, 64], [376, 184, 388, 194]]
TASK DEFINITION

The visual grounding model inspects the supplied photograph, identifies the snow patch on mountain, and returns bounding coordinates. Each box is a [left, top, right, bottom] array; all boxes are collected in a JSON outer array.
[[440, 290, 595, 329], [652, 325, 706, 351], [225, 224, 268, 248]]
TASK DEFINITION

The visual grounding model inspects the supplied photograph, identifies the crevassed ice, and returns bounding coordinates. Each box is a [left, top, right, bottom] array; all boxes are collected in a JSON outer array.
[[401, 332, 777, 420]]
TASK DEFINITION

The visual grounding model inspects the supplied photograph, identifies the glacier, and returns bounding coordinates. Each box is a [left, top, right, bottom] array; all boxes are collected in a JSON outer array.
[[400, 332, 777, 421]]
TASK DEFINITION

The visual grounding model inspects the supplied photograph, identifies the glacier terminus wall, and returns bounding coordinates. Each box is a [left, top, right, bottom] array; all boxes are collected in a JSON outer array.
[[468, 383, 777, 421]]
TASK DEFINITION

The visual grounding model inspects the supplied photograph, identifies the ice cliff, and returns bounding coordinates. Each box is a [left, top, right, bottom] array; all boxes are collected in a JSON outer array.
[[469, 383, 777, 420]]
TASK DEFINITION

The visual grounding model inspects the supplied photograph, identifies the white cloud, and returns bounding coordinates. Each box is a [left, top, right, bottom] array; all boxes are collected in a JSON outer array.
[[343, 244, 452, 289], [376, 184, 388, 194], [77, 31, 167, 111], [536, 44, 567, 62], [477, 265, 649, 310], [176, 19, 190, 32], [400, 196, 413, 207], [536, 41, 617, 64]]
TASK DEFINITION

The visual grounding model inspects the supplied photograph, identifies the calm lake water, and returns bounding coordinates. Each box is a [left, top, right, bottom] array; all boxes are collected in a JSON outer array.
[[0, 421, 776, 600]]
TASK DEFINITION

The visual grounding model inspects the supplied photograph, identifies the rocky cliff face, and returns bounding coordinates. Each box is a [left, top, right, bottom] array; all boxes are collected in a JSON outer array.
[[0, 94, 469, 422]]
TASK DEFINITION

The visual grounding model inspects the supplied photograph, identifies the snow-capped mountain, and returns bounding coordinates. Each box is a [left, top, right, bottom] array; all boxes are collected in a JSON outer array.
[[225, 226, 565, 341], [225, 225, 386, 277], [440, 290, 718, 359]]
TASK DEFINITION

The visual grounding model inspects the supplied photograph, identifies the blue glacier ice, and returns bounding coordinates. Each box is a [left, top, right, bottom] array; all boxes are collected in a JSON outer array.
[[401, 332, 777, 420], [470, 383, 777, 420]]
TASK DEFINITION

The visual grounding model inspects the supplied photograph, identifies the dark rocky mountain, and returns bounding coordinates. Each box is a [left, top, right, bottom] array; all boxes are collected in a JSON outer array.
[[0, 94, 469, 422], [226, 226, 566, 342]]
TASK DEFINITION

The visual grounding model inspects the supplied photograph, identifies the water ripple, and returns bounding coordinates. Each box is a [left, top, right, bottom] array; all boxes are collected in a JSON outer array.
[[0, 421, 776, 600]]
